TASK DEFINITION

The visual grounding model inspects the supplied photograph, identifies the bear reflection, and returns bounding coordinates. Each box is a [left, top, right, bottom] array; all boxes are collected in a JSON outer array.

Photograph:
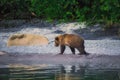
[[56, 65, 86, 80]]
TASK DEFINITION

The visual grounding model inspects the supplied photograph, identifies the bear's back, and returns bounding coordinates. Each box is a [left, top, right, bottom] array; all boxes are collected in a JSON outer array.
[[63, 34, 84, 47]]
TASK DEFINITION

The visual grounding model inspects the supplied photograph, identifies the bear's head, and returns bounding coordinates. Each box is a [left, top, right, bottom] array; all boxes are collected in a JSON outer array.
[[55, 37, 59, 47], [55, 34, 65, 47]]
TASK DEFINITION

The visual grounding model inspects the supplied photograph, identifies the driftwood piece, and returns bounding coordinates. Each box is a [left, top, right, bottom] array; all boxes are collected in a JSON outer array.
[[7, 34, 48, 46]]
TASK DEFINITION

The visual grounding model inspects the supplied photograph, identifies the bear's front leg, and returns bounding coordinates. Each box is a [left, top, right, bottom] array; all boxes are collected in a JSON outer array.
[[59, 45, 66, 54]]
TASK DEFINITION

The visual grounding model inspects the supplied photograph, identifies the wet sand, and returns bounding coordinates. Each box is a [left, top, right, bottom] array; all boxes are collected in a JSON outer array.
[[0, 51, 120, 69]]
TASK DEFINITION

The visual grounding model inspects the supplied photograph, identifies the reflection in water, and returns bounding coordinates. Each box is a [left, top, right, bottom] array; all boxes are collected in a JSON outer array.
[[57, 65, 86, 80], [0, 64, 120, 80]]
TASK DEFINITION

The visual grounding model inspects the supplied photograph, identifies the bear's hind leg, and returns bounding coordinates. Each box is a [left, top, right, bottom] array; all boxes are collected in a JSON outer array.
[[69, 46, 75, 54], [77, 47, 86, 55]]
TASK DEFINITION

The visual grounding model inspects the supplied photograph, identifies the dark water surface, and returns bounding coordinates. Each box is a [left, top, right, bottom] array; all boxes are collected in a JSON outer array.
[[0, 64, 120, 80]]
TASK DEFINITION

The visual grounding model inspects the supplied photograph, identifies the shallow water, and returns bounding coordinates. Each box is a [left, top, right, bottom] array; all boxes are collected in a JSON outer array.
[[0, 64, 120, 80]]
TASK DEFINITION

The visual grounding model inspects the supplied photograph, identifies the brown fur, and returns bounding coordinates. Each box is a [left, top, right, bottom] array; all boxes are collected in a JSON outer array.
[[55, 34, 87, 55]]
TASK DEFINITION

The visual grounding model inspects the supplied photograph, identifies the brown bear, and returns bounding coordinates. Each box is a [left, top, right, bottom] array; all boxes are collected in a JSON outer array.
[[55, 34, 87, 55]]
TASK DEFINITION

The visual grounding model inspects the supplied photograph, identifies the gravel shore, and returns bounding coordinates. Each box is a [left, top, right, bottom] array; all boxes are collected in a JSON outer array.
[[0, 19, 120, 69], [0, 19, 120, 55]]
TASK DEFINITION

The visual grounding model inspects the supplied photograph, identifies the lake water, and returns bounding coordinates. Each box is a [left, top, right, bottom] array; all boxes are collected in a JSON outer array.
[[0, 64, 120, 80]]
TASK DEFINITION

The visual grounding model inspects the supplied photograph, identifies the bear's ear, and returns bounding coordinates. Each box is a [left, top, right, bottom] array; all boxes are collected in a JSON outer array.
[[55, 37, 59, 41]]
